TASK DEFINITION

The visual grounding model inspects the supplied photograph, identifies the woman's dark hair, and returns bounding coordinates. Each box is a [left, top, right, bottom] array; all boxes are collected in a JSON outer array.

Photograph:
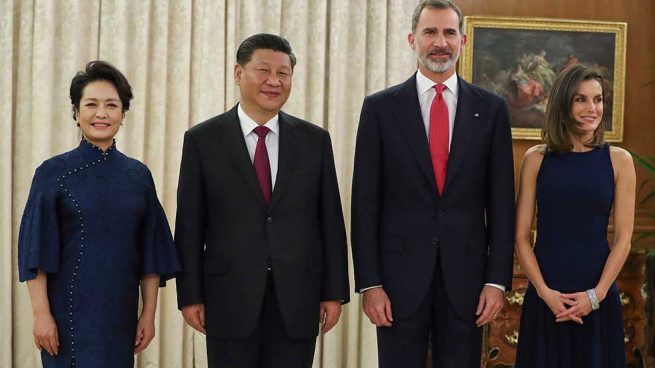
[[69, 60, 133, 120], [542, 64, 606, 153], [236, 33, 296, 69]]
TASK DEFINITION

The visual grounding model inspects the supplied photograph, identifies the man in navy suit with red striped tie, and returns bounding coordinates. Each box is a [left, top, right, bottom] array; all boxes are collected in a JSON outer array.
[[351, 1, 516, 367]]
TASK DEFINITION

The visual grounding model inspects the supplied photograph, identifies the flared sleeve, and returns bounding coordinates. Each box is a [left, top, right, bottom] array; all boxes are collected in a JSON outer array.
[[18, 161, 61, 281], [139, 170, 181, 286]]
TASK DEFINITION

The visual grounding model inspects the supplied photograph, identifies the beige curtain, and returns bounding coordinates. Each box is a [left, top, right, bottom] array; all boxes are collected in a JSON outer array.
[[2, 0, 418, 367]]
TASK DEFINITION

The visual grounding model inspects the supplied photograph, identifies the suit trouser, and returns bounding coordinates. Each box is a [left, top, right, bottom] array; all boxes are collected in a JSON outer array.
[[206, 272, 317, 368], [377, 254, 483, 368]]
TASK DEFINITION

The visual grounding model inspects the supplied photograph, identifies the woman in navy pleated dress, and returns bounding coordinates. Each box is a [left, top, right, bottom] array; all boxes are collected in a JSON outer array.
[[18, 61, 181, 368], [514, 64, 635, 367]]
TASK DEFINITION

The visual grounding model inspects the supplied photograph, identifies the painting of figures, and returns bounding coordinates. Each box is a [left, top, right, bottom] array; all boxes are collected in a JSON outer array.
[[459, 17, 626, 141]]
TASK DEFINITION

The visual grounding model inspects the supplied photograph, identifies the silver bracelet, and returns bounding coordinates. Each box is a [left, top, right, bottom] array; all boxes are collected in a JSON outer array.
[[586, 289, 600, 311]]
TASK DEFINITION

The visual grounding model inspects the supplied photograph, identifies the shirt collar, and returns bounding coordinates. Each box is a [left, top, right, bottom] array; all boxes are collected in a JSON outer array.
[[416, 69, 459, 97], [238, 103, 280, 137]]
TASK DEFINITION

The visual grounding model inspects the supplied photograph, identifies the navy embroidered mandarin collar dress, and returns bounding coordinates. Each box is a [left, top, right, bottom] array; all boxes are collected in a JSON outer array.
[[18, 138, 180, 368]]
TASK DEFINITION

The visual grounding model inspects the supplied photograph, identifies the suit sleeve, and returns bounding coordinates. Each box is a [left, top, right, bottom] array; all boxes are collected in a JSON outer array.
[[318, 132, 350, 303], [175, 131, 207, 308], [351, 97, 384, 292], [484, 99, 515, 289]]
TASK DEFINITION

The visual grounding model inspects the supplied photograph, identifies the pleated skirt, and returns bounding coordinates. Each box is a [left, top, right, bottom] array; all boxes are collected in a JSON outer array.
[[515, 283, 625, 368]]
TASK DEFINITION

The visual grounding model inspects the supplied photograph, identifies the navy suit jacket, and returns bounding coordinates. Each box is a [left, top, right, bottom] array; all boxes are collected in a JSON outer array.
[[351, 74, 515, 319]]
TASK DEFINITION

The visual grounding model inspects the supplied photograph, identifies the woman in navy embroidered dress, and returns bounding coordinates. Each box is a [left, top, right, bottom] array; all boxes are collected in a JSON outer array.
[[18, 61, 181, 367], [514, 64, 635, 367]]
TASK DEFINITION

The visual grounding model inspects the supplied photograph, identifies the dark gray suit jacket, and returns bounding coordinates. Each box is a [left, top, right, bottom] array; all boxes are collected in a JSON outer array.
[[175, 105, 349, 339]]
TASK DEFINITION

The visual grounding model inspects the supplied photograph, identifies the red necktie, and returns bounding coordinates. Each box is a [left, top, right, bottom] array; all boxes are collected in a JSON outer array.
[[253, 126, 272, 204], [429, 84, 449, 195]]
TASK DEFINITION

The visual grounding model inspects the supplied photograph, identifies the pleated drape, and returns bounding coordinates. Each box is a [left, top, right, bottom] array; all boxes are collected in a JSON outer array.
[[2, 1, 418, 366]]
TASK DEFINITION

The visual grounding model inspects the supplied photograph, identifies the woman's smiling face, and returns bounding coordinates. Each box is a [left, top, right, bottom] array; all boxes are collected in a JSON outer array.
[[76, 80, 123, 149]]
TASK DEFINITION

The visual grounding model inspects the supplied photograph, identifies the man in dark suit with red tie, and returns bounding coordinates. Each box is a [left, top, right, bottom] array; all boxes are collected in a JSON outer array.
[[351, 1, 515, 367], [175, 33, 350, 368]]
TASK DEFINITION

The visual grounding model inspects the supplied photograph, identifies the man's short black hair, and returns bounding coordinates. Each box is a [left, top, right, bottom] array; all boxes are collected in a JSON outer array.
[[236, 33, 296, 69]]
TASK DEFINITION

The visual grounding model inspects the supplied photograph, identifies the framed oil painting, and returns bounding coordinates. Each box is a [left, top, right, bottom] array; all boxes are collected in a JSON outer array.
[[459, 17, 627, 141]]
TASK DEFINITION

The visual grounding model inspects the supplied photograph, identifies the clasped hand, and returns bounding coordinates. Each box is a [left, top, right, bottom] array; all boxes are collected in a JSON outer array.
[[539, 288, 596, 324]]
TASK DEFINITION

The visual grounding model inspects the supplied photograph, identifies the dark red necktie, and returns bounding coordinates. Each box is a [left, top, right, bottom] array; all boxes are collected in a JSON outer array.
[[253, 126, 272, 204], [429, 84, 449, 195]]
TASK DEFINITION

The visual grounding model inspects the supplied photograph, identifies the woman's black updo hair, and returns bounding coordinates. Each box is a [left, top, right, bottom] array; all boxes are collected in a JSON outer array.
[[69, 60, 133, 121]]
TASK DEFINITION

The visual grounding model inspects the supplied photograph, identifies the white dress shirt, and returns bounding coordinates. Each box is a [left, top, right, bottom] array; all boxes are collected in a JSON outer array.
[[238, 103, 279, 189], [360, 72, 505, 293]]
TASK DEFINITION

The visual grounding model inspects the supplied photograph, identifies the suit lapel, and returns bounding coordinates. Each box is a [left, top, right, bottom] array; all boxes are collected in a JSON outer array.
[[443, 77, 482, 193], [224, 106, 268, 209], [391, 74, 438, 195], [269, 112, 298, 211]]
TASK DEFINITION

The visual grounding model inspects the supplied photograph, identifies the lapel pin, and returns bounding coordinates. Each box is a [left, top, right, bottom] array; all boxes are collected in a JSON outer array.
[[474, 113, 480, 118]]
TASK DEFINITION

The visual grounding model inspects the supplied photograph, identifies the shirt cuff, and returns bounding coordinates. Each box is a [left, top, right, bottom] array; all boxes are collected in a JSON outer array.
[[359, 285, 383, 293], [485, 283, 506, 292]]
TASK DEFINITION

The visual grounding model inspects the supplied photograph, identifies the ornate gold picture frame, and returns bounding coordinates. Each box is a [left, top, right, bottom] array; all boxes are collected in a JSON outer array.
[[459, 17, 627, 141]]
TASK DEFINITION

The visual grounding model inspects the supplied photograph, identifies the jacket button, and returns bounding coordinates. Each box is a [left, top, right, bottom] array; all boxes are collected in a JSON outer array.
[[432, 239, 439, 246], [266, 217, 273, 223]]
